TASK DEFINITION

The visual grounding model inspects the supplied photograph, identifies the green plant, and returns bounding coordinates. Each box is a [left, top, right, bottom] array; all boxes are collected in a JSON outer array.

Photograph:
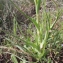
[[6, 0, 63, 63], [11, 54, 18, 63]]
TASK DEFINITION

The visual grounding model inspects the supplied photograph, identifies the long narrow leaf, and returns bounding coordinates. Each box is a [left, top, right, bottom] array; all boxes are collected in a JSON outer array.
[[11, 54, 18, 63], [10, 0, 40, 30], [50, 9, 62, 29]]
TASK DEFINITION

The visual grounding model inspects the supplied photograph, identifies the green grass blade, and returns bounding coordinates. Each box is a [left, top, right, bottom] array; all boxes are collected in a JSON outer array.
[[34, 0, 41, 13], [13, 16, 17, 35], [40, 31, 47, 49], [50, 9, 62, 29], [10, 0, 40, 30], [5, 38, 14, 45], [11, 54, 18, 63]]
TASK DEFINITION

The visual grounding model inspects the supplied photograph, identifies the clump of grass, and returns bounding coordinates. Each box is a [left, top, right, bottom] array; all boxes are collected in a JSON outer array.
[[6, 0, 63, 63]]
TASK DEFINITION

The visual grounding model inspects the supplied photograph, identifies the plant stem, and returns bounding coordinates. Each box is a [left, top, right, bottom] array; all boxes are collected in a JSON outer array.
[[35, 2, 40, 46]]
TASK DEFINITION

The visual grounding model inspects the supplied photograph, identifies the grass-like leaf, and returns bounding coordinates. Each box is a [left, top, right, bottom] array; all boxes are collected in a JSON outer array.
[[11, 54, 18, 63]]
